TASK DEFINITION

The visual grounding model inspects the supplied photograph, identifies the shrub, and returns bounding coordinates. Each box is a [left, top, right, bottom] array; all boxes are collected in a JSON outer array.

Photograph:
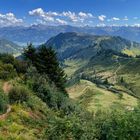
[[118, 93, 123, 100], [0, 64, 17, 80], [0, 91, 8, 114], [9, 86, 29, 104], [25, 67, 68, 110], [45, 113, 97, 140], [14, 60, 28, 74], [95, 109, 140, 140]]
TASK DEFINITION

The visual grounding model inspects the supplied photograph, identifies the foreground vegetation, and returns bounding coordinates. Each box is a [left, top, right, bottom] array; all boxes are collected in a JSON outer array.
[[0, 44, 140, 140]]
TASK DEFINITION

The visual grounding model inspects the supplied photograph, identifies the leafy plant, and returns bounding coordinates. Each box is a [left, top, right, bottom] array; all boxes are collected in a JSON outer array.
[[9, 86, 29, 104], [23, 44, 67, 93], [0, 91, 8, 114]]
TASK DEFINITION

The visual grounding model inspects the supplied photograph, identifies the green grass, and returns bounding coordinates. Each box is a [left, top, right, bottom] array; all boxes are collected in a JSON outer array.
[[64, 59, 87, 77], [122, 48, 140, 56], [70, 52, 140, 98], [67, 80, 138, 112], [0, 80, 53, 139]]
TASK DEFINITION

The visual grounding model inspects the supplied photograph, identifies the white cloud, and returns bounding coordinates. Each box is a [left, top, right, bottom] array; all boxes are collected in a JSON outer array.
[[98, 15, 106, 21], [56, 18, 67, 25], [29, 8, 55, 22], [96, 23, 106, 27], [111, 17, 120, 21], [29, 8, 94, 26], [28, 8, 136, 27], [62, 11, 78, 22], [132, 24, 140, 27], [61, 11, 93, 23], [123, 16, 128, 21], [29, 8, 44, 16], [78, 12, 87, 17], [0, 12, 23, 27], [78, 12, 93, 18]]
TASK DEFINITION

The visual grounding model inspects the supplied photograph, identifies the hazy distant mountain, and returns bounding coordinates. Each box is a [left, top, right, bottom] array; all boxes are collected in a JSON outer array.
[[46, 32, 140, 60], [0, 38, 22, 54], [1, 25, 140, 44]]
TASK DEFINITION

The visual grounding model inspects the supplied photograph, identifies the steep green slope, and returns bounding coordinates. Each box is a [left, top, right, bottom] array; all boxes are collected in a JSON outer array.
[[0, 46, 140, 140], [46, 32, 140, 111], [75, 49, 140, 98], [0, 82, 50, 139], [46, 32, 140, 60]]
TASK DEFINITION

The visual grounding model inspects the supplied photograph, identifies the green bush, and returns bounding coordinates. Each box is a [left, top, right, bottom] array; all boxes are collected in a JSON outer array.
[[0, 91, 8, 114], [45, 113, 97, 140], [25, 67, 68, 110], [94, 109, 140, 140], [9, 86, 29, 104], [0, 64, 17, 80], [118, 93, 123, 99]]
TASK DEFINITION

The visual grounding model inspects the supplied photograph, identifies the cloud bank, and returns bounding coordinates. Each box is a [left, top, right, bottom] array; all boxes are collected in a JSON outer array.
[[0, 8, 139, 27], [29, 8, 94, 26], [0, 13, 23, 27]]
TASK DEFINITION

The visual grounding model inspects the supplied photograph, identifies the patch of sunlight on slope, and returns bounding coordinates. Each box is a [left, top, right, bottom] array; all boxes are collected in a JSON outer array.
[[122, 48, 140, 56], [13, 53, 21, 58], [67, 80, 138, 112]]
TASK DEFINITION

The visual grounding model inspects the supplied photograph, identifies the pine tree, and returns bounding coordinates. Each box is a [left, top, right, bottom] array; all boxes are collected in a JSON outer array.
[[23, 43, 37, 64], [23, 44, 67, 93], [120, 77, 124, 83]]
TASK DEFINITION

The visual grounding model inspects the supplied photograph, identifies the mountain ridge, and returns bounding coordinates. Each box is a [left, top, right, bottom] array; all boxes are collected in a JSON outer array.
[[46, 32, 140, 60], [2, 25, 140, 44], [0, 38, 22, 54]]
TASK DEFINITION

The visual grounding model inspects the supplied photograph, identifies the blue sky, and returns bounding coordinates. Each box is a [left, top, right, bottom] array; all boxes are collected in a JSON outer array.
[[0, 0, 140, 27]]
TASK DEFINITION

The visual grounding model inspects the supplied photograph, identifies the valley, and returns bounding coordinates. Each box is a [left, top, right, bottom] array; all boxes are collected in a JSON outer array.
[[45, 32, 140, 113], [0, 32, 140, 139], [1, 0, 140, 139]]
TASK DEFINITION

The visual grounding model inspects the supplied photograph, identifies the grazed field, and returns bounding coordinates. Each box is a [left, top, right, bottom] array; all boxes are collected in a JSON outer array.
[[67, 80, 138, 112]]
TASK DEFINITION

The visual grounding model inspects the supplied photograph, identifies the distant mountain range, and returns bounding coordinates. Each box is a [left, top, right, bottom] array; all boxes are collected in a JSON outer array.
[[46, 32, 140, 60], [0, 38, 22, 54], [1, 25, 140, 44]]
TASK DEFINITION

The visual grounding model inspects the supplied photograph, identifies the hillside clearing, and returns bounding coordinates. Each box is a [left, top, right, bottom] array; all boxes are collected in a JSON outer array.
[[67, 80, 138, 112]]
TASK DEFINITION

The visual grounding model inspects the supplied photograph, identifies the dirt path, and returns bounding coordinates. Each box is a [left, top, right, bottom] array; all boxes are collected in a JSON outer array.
[[3, 82, 12, 93], [0, 105, 11, 120], [0, 82, 12, 120], [111, 62, 121, 84]]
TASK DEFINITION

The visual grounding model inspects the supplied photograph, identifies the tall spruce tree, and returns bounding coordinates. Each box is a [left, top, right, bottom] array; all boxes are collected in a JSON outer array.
[[24, 44, 67, 93], [23, 43, 36, 64]]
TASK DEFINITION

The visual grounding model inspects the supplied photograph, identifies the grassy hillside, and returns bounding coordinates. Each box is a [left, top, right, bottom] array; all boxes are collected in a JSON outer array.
[[0, 46, 140, 139], [46, 32, 140, 60], [0, 80, 51, 139], [73, 49, 140, 99], [45, 32, 140, 114], [0, 78, 139, 140], [64, 59, 87, 77], [67, 80, 138, 112]]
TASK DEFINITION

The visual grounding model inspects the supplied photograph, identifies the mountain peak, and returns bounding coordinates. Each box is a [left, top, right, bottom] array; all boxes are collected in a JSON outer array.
[[46, 32, 140, 60]]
